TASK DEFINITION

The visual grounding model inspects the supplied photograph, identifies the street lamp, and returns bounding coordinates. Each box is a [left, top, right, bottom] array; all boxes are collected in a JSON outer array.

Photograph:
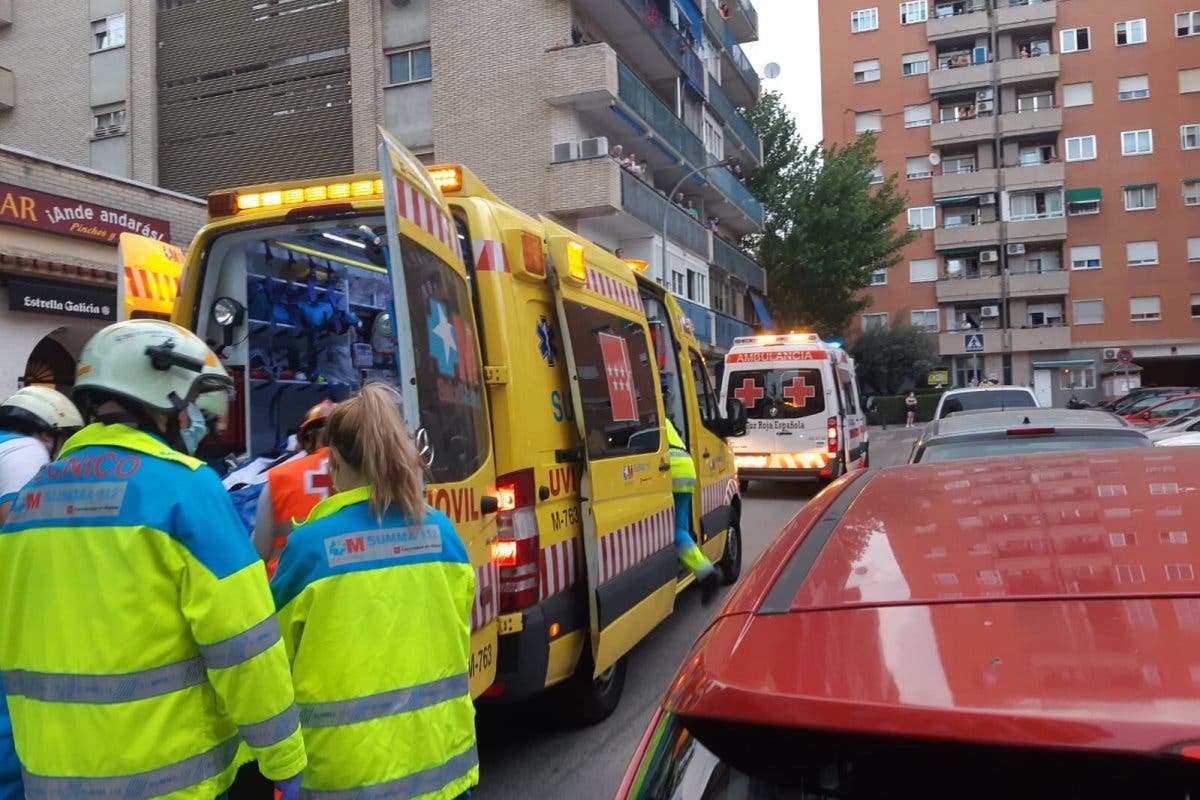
[[660, 158, 733, 288]]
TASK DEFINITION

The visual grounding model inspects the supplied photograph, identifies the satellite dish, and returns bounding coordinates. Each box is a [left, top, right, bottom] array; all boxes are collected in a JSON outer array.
[[928, 152, 941, 166], [764, 63, 781, 80]]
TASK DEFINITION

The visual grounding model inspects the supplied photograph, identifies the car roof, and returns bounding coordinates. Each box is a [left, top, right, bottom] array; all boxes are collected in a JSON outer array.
[[1134, 393, 1200, 412], [668, 447, 1200, 756], [1156, 433, 1200, 447], [940, 385, 1034, 396], [924, 408, 1135, 436]]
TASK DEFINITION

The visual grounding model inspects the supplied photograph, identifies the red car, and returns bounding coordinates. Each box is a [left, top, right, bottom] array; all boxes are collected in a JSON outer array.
[[1122, 393, 1200, 426], [617, 449, 1200, 799]]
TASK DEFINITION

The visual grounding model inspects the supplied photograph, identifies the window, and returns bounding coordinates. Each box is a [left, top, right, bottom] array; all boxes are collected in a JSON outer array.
[[1192, 295, 1200, 318], [1017, 92, 1054, 112], [1127, 241, 1160, 265], [1130, 296, 1162, 321], [1118, 75, 1150, 101], [1180, 68, 1200, 93], [1010, 190, 1063, 220], [853, 58, 881, 83], [942, 155, 975, 174], [703, 113, 724, 160], [730, 368, 827, 419], [1073, 299, 1104, 325], [1121, 129, 1153, 155], [1065, 135, 1096, 161], [1070, 245, 1101, 270], [904, 103, 932, 127], [870, 161, 884, 184], [870, 269, 888, 285], [1027, 303, 1063, 327], [92, 107, 126, 136], [1189, 237, 1200, 262], [855, 110, 882, 133], [911, 309, 939, 330], [906, 155, 933, 179], [1179, 11, 1200, 36], [900, 1, 927, 24], [1062, 82, 1093, 107], [907, 207, 936, 231], [1060, 27, 1090, 52], [1185, 180, 1200, 206], [909, 257, 938, 282], [387, 46, 432, 85], [690, 352, 720, 429], [91, 13, 126, 50], [902, 51, 930, 76], [1058, 368, 1096, 390], [1182, 124, 1200, 150], [852, 7, 879, 32], [1019, 144, 1055, 165], [1124, 185, 1157, 211], [671, 270, 686, 297], [1116, 19, 1147, 45], [1069, 200, 1100, 216], [861, 312, 888, 330]]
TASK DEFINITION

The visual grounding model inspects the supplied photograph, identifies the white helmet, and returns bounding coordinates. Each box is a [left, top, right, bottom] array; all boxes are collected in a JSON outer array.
[[0, 386, 84, 433], [73, 320, 233, 417]]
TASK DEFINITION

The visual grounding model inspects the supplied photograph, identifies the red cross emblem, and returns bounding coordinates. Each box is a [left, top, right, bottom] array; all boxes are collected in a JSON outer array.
[[783, 376, 817, 406], [734, 378, 765, 408], [303, 457, 333, 501]]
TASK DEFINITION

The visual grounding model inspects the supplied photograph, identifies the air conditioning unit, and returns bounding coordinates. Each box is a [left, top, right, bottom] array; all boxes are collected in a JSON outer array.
[[976, 88, 994, 102], [579, 136, 608, 159], [979, 193, 995, 205], [981, 305, 1000, 318], [975, 100, 994, 113], [979, 249, 999, 263], [552, 140, 580, 162], [1007, 243, 1026, 255], [1102, 348, 1119, 361]]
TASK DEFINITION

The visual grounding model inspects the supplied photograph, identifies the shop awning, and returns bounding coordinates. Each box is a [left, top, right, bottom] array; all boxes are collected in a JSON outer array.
[[1121, 182, 1155, 189], [935, 194, 981, 205], [1031, 359, 1095, 369], [748, 292, 774, 331], [1066, 187, 1102, 203], [0, 252, 116, 288]]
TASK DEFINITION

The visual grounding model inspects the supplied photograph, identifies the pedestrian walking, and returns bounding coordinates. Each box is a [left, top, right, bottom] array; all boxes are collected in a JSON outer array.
[[905, 391, 918, 427], [0, 320, 306, 800], [271, 382, 478, 799], [253, 399, 336, 575], [667, 418, 720, 603]]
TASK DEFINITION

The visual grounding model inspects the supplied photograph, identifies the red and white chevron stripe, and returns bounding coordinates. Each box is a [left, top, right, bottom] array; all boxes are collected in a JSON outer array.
[[724, 477, 738, 504], [393, 177, 457, 254], [700, 478, 738, 517], [585, 270, 642, 315], [470, 561, 499, 631], [599, 507, 674, 584], [539, 537, 581, 600], [473, 240, 509, 272], [124, 267, 180, 302]]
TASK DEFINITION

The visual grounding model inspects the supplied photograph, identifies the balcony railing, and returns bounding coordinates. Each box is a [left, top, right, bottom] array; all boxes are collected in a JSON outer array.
[[704, 159, 763, 226], [715, 308, 755, 350], [620, 168, 711, 256], [677, 296, 715, 345], [713, 235, 766, 291], [618, 59, 708, 169], [705, 0, 761, 97], [706, 76, 762, 161], [617, 0, 706, 88]]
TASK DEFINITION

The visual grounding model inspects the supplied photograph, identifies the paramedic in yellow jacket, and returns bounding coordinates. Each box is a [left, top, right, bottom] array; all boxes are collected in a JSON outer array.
[[667, 418, 720, 604], [271, 382, 478, 799], [0, 319, 306, 800]]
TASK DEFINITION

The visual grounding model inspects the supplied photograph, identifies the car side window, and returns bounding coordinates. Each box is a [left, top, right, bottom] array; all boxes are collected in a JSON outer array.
[[690, 350, 718, 426]]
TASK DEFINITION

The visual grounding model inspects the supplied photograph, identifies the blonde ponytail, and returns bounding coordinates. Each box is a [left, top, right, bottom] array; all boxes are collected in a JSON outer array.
[[326, 383, 425, 523]]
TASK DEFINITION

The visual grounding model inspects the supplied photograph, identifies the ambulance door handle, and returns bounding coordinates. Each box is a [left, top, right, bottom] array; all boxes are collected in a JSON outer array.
[[702, 451, 711, 459], [480, 495, 499, 515], [658, 462, 671, 472], [777, 431, 794, 436]]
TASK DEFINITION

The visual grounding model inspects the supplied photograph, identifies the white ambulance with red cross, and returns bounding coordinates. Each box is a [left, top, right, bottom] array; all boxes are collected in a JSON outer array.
[[720, 333, 868, 488]]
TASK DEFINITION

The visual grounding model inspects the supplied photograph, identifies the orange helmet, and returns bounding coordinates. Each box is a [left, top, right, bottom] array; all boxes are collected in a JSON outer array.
[[298, 399, 336, 441]]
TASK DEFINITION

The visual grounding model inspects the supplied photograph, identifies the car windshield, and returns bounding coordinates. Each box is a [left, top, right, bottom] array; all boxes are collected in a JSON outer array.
[[626, 712, 1198, 799], [727, 368, 826, 419], [1122, 393, 1183, 413], [1157, 408, 1200, 429], [939, 390, 1036, 417], [916, 434, 1149, 463]]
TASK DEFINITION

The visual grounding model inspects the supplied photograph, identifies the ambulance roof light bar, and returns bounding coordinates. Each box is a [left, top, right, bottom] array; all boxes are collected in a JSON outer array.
[[732, 332, 822, 347]]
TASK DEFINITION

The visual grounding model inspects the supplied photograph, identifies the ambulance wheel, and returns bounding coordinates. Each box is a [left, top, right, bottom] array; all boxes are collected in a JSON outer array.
[[565, 647, 627, 726], [739, 478, 750, 492], [718, 513, 742, 585]]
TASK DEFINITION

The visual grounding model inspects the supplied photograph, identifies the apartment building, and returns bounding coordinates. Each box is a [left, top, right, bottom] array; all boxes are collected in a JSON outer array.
[[820, 0, 1200, 405], [0, 0, 769, 357]]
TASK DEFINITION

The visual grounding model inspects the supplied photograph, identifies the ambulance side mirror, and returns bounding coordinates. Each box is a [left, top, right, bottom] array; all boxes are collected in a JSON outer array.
[[721, 398, 748, 437]]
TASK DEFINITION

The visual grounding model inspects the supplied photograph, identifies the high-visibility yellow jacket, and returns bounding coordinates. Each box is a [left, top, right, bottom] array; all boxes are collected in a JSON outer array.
[[0, 423, 306, 799], [271, 486, 478, 799], [666, 419, 696, 493]]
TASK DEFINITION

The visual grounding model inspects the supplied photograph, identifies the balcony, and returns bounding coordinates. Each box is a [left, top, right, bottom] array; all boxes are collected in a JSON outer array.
[[928, 61, 991, 95], [715, 308, 755, 350], [1003, 162, 1063, 193], [1000, 107, 1061, 138], [0, 67, 11, 110], [998, 53, 1059, 85], [723, 0, 758, 42], [544, 156, 623, 220], [933, 168, 997, 199], [996, 1, 1056, 32], [935, 221, 1001, 251], [1007, 214, 1066, 242], [706, 76, 762, 165], [1009, 269, 1068, 298], [704, 162, 763, 229], [616, 58, 709, 168], [705, 0, 761, 106], [927, 4, 988, 41], [620, 168, 712, 256], [678, 296, 715, 347], [580, 0, 705, 89], [938, 324, 1069, 355], [937, 274, 1001, 303], [713, 235, 765, 291], [931, 115, 995, 146]]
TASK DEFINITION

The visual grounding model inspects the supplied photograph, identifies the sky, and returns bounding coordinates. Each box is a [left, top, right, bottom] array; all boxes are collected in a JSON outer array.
[[741, 0, 824, 145]]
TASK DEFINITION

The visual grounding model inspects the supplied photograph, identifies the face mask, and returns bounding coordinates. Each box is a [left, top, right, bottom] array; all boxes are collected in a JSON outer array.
[[179, 403, 208, 455]]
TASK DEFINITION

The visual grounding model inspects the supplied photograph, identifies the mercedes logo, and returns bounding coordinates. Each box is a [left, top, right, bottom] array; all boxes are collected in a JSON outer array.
[[415, 426, 434, 468]]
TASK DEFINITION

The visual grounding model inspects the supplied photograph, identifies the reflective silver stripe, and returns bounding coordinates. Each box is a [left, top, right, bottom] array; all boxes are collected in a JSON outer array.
[[23, 737, 239, 800], [199, 616, 282, 670], [3, 657, 207, 704], [669, 448, 690, 459], [299, 743, 478, 799], [673, 477, 697, 490], [298, 673, 468, 729], [240, 703, 300, 748]]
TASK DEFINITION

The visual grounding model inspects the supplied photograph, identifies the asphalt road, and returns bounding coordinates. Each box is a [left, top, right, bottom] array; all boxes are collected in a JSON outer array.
[[474, 425, 920, 800]]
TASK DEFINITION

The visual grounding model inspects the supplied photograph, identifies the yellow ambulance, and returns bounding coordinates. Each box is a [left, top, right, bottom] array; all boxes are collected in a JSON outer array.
[[171, 136, 745, 721]]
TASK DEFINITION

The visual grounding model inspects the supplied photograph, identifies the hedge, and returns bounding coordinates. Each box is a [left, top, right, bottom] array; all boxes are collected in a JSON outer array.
[[865, 391, 944, 426]]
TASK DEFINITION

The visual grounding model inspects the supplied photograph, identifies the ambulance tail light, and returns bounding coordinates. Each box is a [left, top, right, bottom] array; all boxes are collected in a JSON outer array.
[[494, 469, 540, 612], [520, 231, 545, 278], [827, 416, 839, 455]]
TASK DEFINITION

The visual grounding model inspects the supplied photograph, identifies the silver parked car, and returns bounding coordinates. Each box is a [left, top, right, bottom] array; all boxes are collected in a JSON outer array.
[[932, 385, 1038, 420]]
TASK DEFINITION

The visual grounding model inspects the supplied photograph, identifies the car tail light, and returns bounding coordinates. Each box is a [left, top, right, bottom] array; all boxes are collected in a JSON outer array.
[[494, 469, 540, 612], [827, 416, 839, 455], [1008, 427, 1056, 436]]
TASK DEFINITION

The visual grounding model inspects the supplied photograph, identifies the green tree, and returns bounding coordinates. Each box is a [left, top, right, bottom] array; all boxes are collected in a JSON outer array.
[[741, 92, 916, 337], [850, 317, 940, 396]]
